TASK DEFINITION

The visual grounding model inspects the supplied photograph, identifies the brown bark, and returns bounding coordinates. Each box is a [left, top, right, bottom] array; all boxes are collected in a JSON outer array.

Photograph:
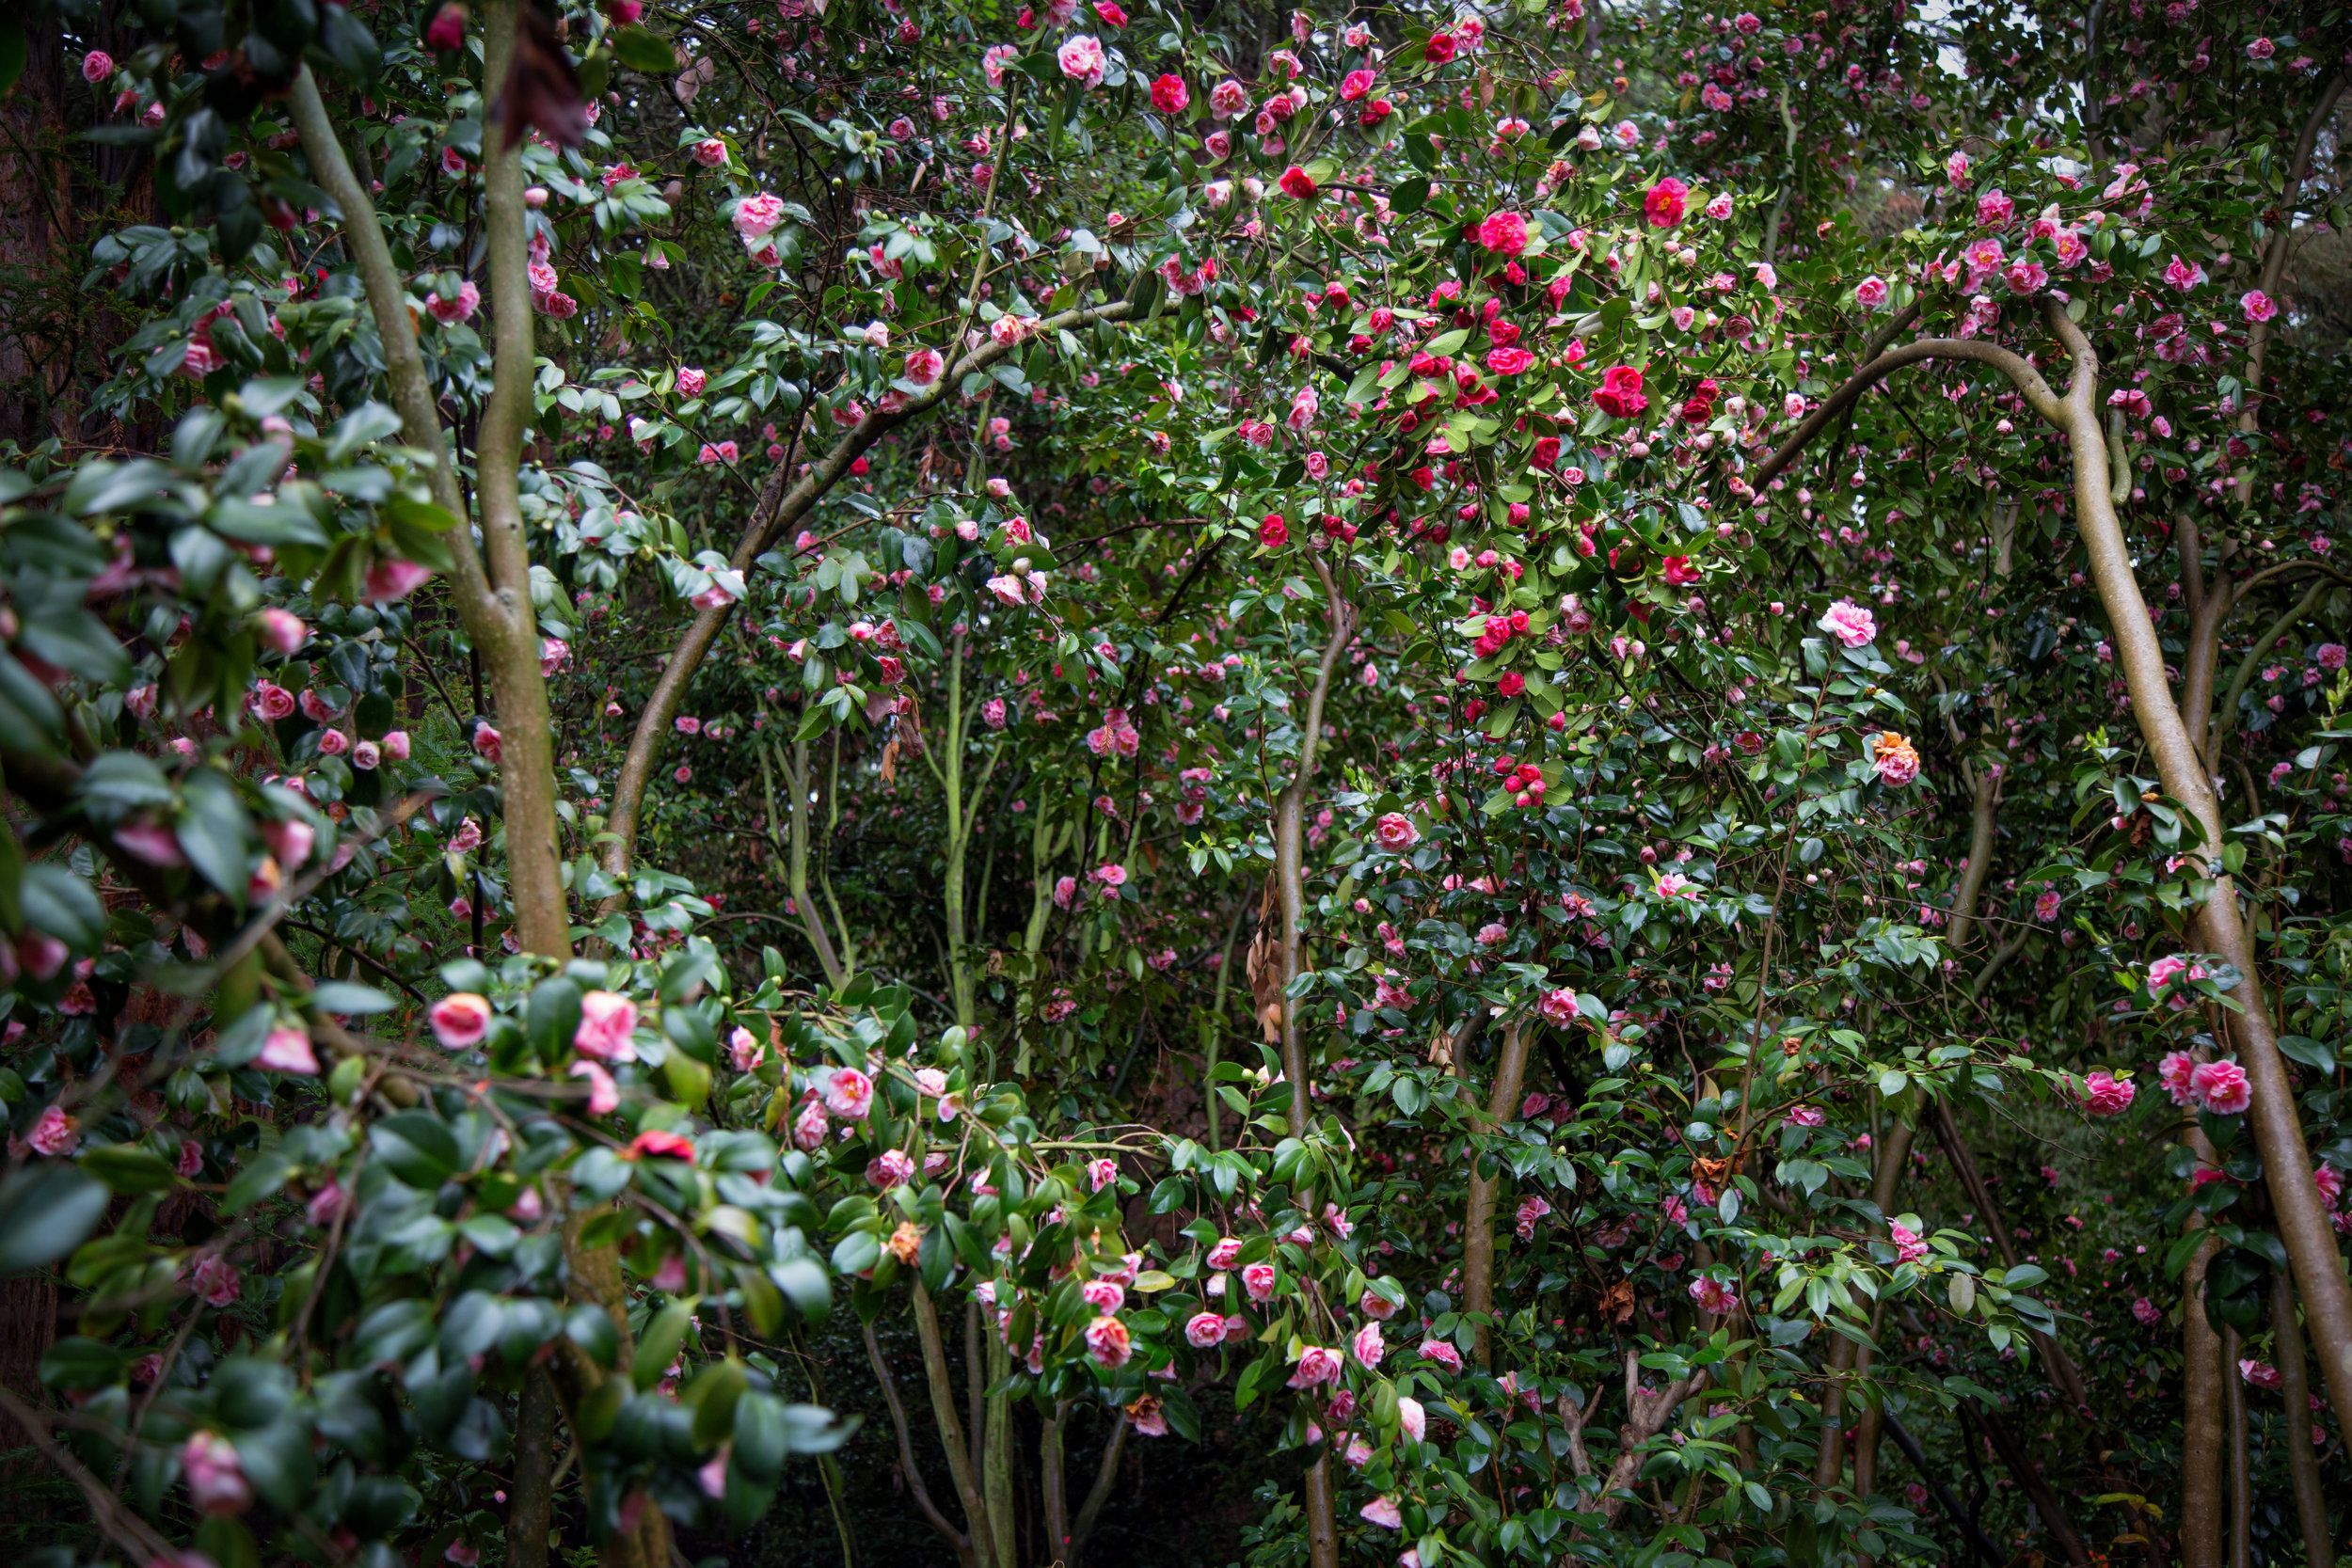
[[506, 1368, 558, 1568], [1564, 1342, 1709, 1526], [864, 1321, 975, 1567], [2224, 1324, 2249, 1568], [2181, 1230, 2227, 1568], [1462, 1022, 1532, 1369]]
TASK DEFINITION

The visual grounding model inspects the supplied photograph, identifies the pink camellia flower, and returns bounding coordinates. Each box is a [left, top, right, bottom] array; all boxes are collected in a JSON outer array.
[[2240, 289, 2278, 324], [256, 607, 309, 654], [1089, 1156, 1120, 1193], [1085, 1314, 1133, 1367], [1150, 73, 1189, 114], [1689, 1275, 1738, 1314], [27, 1103, 78, 1156], [382, 730, 412, 760], [570, 1059, 619, 1116], [675, 366, 707, 398], [728, 1026, 765, 1072], [573, 990, 640, 1061], [1057, 33, 1106, 87], [2004, 260, 2049, 294], [2080, 1071, 2136, 1117], [1241, 1261, 1278, 1302], [190, 1253, 242, 1307], [2315, 1163, 2344, 1208], [733, 193, 787, 242], [2190, 1059, 2251, 1116], [1279, 166, 1318, 199], [2317, 642, 2349, 670], [2164, 255, 2207, 292], [258, 1024, 319, 1075], [1082, 1279, 1125, 1314], [1975, 188, 2014, 227], [1397, 1395, 1427, 1443], [1184, 1310, 1227, 1348], [1206, 1236, 1243, 1270], [2159, 1050, 2199, 1107], [115, 822, 187, 867], [1091, 862, 1128, 889], [2132, 1297, 2161, 1325], [1287, 1344, 1343, 1388], [2246, 36, 2274, 59], [249, 680, 297, 721], [2240, 1357, 2282, 1388], [365, 559, 434, 602], [427, 280, 481, 325], [1209, 78, 1250, 118], [1871, 733, 1921, 786], [1419, 1337, 1464, 1373], [177, 1139, 204, 1177], [1854, 276, 1889, 309], [431, 992, 492, 1048], [1644, 177, 1689, 228], [1888, 1222, 1929, 1265], [82, 50, 114, 83], [1538, 988, 1581, 1026], [2148, 953, 2211, 1010], [471, 721, 502, 765], [866, 1148, 915, 1188], [1361, 1497, 1404, 1529], [1340, 67, 1375, 101], [692, 137, 728, 166], [1476, 210, 1529, 257], [902, 347, 945, 387], [183, 1431, 252, 1514], [1351, 1321, 1385, 1369], [1819, 597, 1878, 647], [1945, 150, 1970, 185], [824, 1066, 875, 1118], [316, 728, 350, 757], [1374, 812, 1421, 850]]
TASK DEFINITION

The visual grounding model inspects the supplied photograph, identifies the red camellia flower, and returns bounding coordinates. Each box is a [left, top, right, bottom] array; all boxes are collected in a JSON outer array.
[[424, 3, 467, 50], [1092, 0, 1127, 23], [1531, 436, 1562, 468], [1150, 73, 1188, 114], [1475, 209, 1529, 256], [1359, 98, 1392, 126], [1661, 556, 1701, 586], [1485, 346, 1535, 375], [1424, 32, 1456, 61], [626, 1129, 697, 1162], [1496, 671, 1525, 696], [1593, 365, 1649, 419], [1260, 514, 1290, 548], [1279, 165, 1317, 198], [1644, 176, 1690, 228], [1340, 68, 1375, 100]]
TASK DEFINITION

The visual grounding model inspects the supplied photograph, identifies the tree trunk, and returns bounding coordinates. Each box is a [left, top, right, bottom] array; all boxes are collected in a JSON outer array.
[[2181, 1231, 2227, 1568], [2271, 1268, 2336, 1568], [1462, 1023, 1532, 1369]]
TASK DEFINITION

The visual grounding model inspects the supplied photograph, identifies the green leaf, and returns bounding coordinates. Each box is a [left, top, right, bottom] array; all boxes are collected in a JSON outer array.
[[612, 24, 679, 73], [0, 1164, 110, 1274], [81, 1143, 179, 1195], [369, 1111, 461, 1187]]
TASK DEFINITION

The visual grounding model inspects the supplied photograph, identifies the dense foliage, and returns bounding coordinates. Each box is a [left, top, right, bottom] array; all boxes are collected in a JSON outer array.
[[2, 1, 2350, 1567]]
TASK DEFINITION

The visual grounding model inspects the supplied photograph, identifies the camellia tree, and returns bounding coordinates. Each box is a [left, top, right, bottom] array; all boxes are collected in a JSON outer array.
[[3, 1, 2351, 1567]]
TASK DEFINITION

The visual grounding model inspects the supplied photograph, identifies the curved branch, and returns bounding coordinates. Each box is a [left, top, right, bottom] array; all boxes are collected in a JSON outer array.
[[2042, 293, 2352, 1428], [1750, 337, 2062, 492], [2208, 577, 2330, 767], [596, 294, 1138, 898]]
